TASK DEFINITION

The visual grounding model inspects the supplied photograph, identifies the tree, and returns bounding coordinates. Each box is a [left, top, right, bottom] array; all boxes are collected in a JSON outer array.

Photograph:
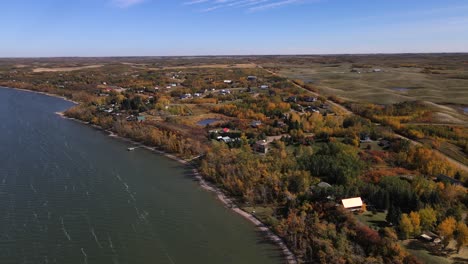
[[399, 214, 413, 239], [455, 222, 468, 253], [409, 211, 421, 236], [419, 207, 437, 231], [386, 204, 402, 225], [437, 217, 457, 249]]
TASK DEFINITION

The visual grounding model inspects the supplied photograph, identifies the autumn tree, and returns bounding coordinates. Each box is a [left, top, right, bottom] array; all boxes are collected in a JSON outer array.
[[399, 214, 413, 239], [455, 222, 468, 253], [419, 207, 437, 231], [437, 217, 457, 249], [409, 211, 421, 236]]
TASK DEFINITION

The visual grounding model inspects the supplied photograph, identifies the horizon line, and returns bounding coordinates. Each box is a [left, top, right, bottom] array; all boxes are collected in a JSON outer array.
[[1, 51, 468, 59]]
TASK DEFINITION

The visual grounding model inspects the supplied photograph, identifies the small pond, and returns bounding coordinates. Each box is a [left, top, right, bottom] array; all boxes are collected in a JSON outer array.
[[197, 118, 221, 126], [392, 87, 410, 92]]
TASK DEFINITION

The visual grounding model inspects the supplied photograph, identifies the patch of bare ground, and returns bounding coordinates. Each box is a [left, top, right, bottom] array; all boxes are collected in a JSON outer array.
[[161, 63, 257, 70], [33, 64, 104, 72]]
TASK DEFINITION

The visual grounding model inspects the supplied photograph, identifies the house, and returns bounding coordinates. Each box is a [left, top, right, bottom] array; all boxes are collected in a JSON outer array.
[[224, 80, 233, 84], [253, 140, 270, 154], [304, 96, 317, 102], [341, 197, 363, 212], [317, 182, 332, 188], [373, 69, 382, 73], [220, 136, 232, 143], [247, 76, 257, 81], [222, 127, 230, 133], [305, 106, 320, 113], [180, 93, 192, 99], [260, 85, 269, 89], [251, 120, 262, 128], [360, 136, 373, 143], [286, 96, 297, 103], [436, 174, 463, 186], [137, 116, 146, 122]]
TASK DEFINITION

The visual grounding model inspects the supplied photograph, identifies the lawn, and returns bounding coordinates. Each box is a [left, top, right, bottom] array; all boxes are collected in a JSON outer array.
[[401, 240, 453, 264], [356, 211, 388, 230]]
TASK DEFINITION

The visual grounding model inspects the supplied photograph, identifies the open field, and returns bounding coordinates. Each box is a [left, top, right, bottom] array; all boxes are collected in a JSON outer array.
[[32, 64, 104, 72], [161, 63, 257, 70], [261, 54, 468, 124]]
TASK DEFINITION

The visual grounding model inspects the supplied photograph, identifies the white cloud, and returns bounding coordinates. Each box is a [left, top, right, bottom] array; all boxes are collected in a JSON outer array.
[[247, 0, 301, 12], [184, 0, 311, 12], [113, 0, 146, 8]]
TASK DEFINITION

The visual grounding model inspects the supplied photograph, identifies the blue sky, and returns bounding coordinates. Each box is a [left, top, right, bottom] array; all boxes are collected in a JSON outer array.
[[1, 0, 468, 57]]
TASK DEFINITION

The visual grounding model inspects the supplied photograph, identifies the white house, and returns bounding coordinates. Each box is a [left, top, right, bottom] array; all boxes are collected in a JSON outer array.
[[341, 197, 363, 211]]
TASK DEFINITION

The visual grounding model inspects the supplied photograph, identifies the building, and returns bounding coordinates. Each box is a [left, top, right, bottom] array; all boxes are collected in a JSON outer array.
[[251, 120, 262, 128], [137, 116, 146, 122], [224, 80, 233, 84], [317, 182, 332, 188], [436, 174, 463, 186], [253, 140, 270, 154], [247, 76, 257, 81], [341, 197, 363, 212]]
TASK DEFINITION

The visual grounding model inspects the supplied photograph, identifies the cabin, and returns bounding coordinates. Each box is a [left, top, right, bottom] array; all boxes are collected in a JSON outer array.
[[220, 136, 232, 143], [317, 182, 332, 188], [360, 136, 373, 143], [341, 197, 363, 212], [436, 174, 463, 186], [180, 93, 192, 99], [251, 120, 262, 128], [253, 140, 270, 154]]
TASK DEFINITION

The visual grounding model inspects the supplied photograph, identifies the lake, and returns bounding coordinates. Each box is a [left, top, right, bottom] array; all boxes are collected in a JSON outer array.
[[0, 87, 283, 264]]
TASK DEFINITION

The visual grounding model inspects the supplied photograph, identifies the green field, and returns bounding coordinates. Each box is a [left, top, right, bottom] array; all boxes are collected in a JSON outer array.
[[356, 211, 388, 230], [262, 54, 468, 125]]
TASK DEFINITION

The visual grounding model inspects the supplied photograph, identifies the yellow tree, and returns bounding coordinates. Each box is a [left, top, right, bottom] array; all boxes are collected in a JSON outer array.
[[399, 214, 413, 239], [409, 211, 421, 236], [438, 217, 457, 249], [456, 222, 468, 253]]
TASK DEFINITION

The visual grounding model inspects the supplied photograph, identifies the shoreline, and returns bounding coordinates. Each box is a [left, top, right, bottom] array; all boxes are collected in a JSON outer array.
[[4, 86, 297, 264], [62, 113, 298, 264], [1, 86, 79, 105]]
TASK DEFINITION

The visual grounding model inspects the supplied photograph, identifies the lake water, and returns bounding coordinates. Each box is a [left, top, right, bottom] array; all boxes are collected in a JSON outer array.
[[392, 87, 410, 92], [0, 87, 283, 264], [197, 118, 220, 126]]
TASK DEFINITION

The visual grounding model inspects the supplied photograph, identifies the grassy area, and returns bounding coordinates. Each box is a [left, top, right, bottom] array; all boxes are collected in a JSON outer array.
[[401, 240, 453, 264], [359, 141, 385, 151], [242, 206, 278, 226], [268, 56, 468, 125], [356, 211, 387, 230]]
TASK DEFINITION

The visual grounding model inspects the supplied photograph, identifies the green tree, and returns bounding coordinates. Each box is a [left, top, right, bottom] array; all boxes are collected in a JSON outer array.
[[419, 207, 437, 231]]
